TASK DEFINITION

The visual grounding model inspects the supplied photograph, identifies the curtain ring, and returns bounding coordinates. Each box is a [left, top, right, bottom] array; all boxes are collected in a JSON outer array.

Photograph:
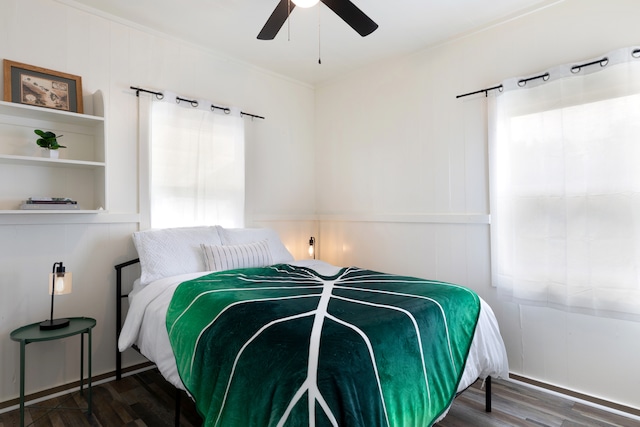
[[517, 79, 527, 87], [211, 104, 231, 114], [176, 96, 198, 107], [156, 93, 164, 100], [632, 49, 640, 59], [542, 73, 550, 81], [572, 57, 608, 74]]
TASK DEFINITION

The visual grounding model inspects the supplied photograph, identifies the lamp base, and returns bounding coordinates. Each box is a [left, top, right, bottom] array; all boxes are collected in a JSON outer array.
[[40, 318, 70, 330]]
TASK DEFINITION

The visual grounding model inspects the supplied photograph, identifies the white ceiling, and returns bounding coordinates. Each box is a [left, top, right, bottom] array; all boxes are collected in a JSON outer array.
[[60, 0, 558, 85]]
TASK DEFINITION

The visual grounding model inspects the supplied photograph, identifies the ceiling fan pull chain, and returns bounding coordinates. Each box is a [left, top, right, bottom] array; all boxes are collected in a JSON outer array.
[[318, 5, 322, 64]]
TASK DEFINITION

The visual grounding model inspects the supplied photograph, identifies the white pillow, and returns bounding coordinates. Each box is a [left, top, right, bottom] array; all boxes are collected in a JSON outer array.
[[218, 227, 294, 264], [201, 240, 273, 271], [132, 226, 222, 286]]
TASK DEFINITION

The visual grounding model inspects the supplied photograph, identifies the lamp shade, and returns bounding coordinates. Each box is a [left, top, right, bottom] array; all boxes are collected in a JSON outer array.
[[49, 271, 72, 295], [292, 0, 320, 8]]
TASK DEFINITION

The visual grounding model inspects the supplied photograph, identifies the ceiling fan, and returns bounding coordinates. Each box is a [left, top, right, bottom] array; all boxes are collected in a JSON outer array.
[[258, 0, 378, 40]]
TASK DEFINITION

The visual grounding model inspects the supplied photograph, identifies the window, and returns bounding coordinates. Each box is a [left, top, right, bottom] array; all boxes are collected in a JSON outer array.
[[138, 92, 245, 229], [489, 47, 640, 320]]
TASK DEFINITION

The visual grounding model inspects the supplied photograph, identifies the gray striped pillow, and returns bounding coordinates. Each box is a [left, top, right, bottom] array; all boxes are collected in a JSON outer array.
[[201, 240, 273, 271]]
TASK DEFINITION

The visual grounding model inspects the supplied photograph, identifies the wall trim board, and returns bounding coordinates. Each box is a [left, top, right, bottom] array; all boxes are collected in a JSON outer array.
[[509, 374, 640, 419], [250, 214, 319, 222], [317, 213, 490, 224], [251, 213, 490, 225]]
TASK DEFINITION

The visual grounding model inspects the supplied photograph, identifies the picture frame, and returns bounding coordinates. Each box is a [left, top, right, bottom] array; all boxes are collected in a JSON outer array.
[[3, 60, 83, 113]]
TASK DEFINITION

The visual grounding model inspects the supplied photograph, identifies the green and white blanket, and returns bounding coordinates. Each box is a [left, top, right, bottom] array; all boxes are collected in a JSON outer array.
[[166, 264, 480, 426]]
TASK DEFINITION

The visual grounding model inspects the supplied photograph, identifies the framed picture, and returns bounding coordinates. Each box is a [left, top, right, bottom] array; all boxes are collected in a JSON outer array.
[[3, 60, 83, 113]]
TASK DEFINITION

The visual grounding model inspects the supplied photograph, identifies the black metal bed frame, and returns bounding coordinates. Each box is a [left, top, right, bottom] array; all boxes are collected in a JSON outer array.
[[115, 258, 185, 427], [115, 258, 491, 427]]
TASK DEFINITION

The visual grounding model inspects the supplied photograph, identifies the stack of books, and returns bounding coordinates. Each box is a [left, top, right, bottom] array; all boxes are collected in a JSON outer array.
[[20, 197, 79, 210]]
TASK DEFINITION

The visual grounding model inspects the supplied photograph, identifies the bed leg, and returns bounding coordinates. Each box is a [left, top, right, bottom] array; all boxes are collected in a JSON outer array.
[[116, 265, 122, 381], [485, 376, 492, 412], [175, 388, 182, 427]]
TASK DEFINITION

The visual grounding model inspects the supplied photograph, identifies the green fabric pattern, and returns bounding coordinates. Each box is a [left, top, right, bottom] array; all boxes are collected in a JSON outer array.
[[166, 264, 480, 426]]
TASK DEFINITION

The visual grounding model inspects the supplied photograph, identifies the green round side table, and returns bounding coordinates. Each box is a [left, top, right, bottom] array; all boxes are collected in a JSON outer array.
[[10, 317, 96, 427]]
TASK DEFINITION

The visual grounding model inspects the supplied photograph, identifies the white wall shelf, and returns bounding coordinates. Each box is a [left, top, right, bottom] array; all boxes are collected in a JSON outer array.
[[0, 100, 105, 127], [0, 209, 103, 214], [0, 91, 107, 213], [0, 154, 105, 169]]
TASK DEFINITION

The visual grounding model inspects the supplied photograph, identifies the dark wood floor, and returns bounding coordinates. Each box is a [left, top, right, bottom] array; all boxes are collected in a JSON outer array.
[[436, 380, 639, 427], [0, 369, 638, 426]]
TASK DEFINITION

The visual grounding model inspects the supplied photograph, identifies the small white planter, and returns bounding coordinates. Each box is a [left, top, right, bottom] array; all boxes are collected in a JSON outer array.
[[42, 149, 59, 159]]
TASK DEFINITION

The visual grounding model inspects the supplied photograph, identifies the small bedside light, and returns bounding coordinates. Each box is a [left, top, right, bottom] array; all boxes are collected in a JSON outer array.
[[308, 236, 316, 259], [40, 262, 72, 330]]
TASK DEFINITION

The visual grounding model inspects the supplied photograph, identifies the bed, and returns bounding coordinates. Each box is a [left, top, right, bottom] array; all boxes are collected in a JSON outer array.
[[116, 226, 508, 426]]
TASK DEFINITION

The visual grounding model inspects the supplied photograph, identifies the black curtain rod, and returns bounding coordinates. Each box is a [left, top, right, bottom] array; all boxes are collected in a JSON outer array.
[[240, 111, 265, 120], [456, 50, 640, 99], [130, 86, 265, 120], [455, 70, 552, 98], [176, 95, 198, 107], [131, 86, 164, 99], [517, 72, 550, 87], [571, 57, 608, 74], [456, 84, 503, 99]]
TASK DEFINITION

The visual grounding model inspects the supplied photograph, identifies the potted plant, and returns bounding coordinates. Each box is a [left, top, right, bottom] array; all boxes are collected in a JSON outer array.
[[35, 129, 65, 158]]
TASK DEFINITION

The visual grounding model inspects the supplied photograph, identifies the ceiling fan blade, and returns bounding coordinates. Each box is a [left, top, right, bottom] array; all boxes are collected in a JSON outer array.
[[321, 0, 378, 37], [258, 0, 296, 40]]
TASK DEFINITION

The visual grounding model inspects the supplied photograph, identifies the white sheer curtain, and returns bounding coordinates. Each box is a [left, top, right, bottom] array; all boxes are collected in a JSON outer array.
[[138, 92, 245, 229], [489, 47, 640, 321]]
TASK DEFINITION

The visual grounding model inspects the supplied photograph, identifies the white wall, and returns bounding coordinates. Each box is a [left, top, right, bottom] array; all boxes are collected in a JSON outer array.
[[315, 0, 640, 411], [0, 0, 316, 406]]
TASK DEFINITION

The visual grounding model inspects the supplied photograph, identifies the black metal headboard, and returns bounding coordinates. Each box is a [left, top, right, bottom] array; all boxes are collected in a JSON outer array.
[[114, 258, 140, 380]]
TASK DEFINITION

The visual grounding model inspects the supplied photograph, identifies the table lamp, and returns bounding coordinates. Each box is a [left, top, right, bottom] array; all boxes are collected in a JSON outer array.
[[40, 261, 72, 330], [308, 236, 316, 259]]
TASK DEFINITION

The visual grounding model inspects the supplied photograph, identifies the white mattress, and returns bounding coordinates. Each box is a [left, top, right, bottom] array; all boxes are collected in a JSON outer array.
[[118, 260, 509, 395]]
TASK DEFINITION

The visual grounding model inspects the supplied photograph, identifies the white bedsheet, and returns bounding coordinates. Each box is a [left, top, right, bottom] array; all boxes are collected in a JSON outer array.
[[118, 260, 509, 393]]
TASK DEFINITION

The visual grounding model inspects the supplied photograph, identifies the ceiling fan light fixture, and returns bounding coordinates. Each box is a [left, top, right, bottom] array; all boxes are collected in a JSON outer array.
[[292, 0, 320, 8], [258, 0, 378, 40]]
